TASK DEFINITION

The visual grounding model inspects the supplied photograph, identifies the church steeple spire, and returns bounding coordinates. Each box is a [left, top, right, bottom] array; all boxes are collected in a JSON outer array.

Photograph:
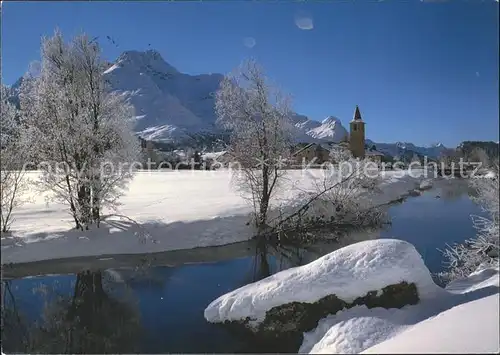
[[353, 105, 363, 121], [349, 105, 366, 159]]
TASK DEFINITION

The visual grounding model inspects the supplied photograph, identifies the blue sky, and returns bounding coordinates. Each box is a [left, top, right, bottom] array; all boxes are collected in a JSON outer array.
[[2, 1, 498, 147]]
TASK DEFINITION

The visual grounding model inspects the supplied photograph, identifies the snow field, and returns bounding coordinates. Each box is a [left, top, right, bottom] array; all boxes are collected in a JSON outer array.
[[3, 169, 424, 263]]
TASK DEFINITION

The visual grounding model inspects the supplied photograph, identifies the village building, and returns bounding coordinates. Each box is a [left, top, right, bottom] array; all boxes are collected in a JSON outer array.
[[365, 150, 385, 164], [291, 142, 331, 165]]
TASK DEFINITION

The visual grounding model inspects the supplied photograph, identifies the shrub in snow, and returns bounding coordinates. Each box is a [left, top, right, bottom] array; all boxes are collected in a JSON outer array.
[[440, 165, 499, 282], [19, 30, 140, 230], [205, 239, 442, 352], [268, 148, 386, 244]]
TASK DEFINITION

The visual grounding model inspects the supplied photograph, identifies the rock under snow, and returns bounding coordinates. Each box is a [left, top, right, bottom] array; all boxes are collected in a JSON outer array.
[[204, 239, 442, 325]]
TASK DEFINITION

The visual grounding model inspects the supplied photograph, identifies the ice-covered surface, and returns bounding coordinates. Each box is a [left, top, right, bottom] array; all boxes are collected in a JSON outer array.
[[204, 239, 443, 324], [2, 169, 424, 264], [301, 266, 499, 354]]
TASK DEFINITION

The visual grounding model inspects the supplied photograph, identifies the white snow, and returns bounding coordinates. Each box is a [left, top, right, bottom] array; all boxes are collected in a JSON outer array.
[[361, 294, 500, 354], [136, 124, 184, 141], [484, 170, 497, 179], [300, 306, 410, 354], [2, 169, 424, 264], [445, 265, 499, 293], [204, 239, 443, 324], [103, 62, 121, 74], [301, 265, 499, 354], [419, 179, 433, 190]]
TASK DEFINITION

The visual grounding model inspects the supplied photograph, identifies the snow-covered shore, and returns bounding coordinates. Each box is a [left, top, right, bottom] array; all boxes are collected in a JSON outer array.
[[3, 169, 428, 264], [204, 239, 499, 354]]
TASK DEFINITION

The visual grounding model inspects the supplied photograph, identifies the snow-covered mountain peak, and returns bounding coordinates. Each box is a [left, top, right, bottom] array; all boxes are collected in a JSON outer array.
[[321, 116, 341, 125], [307, 116, 348, 142], [116, 49, 179, 75], [295, 118, 321, 131]]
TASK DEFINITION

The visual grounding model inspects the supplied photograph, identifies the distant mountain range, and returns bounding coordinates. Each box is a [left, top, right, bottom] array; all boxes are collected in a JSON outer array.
[[100, 50, 451, 158], [101, 50, 353, 144], [9, 49, 454, 159], [365, 140, 448, 160]]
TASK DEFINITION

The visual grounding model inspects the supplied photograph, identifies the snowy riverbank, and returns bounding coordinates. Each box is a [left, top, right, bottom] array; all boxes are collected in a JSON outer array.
[[3, 169, 431, 264], [204, 239, 499, 354]]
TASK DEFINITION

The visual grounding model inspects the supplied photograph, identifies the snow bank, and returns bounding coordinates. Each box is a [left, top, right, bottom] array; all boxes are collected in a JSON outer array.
[[361, 294, 500, 354], [299, 306, 409, 354], [446, 266, 499, 294], [204, 239, 442, 324], [301, 266, 499, 354]]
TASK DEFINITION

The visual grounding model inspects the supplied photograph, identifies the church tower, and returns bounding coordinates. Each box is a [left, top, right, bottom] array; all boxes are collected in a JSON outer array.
[[349, 105, 366, 159]]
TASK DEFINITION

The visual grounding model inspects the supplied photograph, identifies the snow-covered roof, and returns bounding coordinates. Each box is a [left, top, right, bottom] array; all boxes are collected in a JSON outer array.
[[292, 143, 330, 157]]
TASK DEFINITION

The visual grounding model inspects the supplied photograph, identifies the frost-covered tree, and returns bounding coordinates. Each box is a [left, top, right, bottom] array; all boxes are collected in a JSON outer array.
[[438, 148, 461, 167], [0, 86, 29, 234], [215, 59, 293, 233], [19, 30, 139, 230], [468, 147, 490, 168], [441, 166, 499, 281]]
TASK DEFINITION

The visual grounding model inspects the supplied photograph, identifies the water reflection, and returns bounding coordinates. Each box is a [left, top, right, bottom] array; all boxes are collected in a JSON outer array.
[[2, 271, 142, 353]]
